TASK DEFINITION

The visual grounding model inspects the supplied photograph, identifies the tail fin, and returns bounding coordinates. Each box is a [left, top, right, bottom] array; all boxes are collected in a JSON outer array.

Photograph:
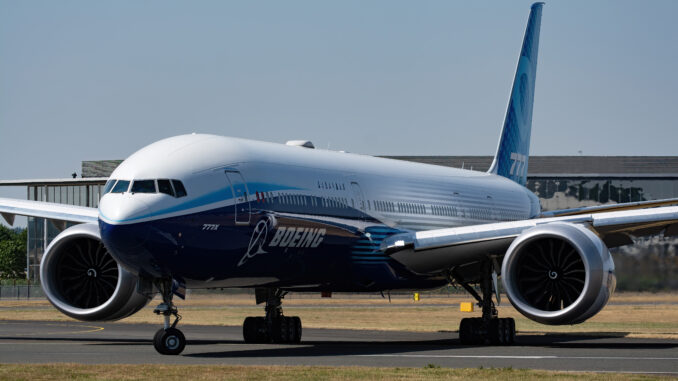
[[487, 2, 544, 186]]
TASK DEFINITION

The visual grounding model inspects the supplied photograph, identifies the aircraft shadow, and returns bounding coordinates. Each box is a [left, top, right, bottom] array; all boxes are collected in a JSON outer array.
[[186, 333, 678, 359], [1, 331, 676, 354]]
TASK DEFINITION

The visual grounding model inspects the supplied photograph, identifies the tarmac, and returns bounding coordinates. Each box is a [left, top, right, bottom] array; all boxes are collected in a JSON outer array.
[[1, 320, 677, 374]]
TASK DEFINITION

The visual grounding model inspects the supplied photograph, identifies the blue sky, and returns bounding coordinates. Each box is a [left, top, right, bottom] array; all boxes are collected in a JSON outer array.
[[1, 0, 676, 186]]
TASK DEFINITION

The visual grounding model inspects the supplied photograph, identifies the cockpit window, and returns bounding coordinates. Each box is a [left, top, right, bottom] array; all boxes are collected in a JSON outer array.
[[131, 180, 156, 193], [110, 180, 130, 193], [103, 179, 117, 194], [172, 180, 187, 197], [107, 178, 185, 197], [157, 179, 174, 196]]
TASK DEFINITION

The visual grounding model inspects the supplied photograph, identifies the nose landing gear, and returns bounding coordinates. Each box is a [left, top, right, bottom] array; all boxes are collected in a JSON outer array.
[[243, 288, 302, 344], [152, 280, 186, 355]]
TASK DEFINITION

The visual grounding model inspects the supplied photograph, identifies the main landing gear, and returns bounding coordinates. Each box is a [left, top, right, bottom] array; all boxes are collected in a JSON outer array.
[[243, 288, 302, 344], [152, 279, 186, 355], [453, 260, 516, 345]]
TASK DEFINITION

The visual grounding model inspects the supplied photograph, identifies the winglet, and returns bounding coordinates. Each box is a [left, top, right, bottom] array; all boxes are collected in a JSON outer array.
[[487, 2, 544, 186]]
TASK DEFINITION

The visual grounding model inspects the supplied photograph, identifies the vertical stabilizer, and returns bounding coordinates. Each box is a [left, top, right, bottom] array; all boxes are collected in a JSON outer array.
[[487, 2, 544, 186]]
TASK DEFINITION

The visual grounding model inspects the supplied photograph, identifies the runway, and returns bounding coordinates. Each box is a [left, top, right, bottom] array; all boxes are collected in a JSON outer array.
[[1, 320, 677, 374]]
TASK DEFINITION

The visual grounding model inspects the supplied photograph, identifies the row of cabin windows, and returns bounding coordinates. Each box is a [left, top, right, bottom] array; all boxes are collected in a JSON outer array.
[[398, 202, 426, 215], [462, 207, 523, 221], [432, 205, 458, 217], [323, 196, 349, 209], [373, 200, 395, 212], [375, 200, 524, 222], [468, 207, 492, 220], [497, 208, 523, 221], [317, 181, 346, 191], [276, 193, 307, 207], [259, 192, 350, 210], [103, 179, 187, 198], [257, 191, 524, 221]]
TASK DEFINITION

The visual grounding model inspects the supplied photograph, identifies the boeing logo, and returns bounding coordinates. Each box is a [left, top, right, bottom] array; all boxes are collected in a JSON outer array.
[[268, 227, 326, 248], [237, 217, 275, 266]]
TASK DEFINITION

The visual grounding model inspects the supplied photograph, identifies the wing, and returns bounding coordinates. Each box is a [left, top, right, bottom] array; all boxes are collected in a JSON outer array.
[[0, 197, 98, 226], [539, 197, 678, 218], [381, 203, 678, 275]]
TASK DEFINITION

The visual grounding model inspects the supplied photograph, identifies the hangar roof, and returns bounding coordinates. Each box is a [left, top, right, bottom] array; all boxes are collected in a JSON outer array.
[[385, 156, 678, 177]]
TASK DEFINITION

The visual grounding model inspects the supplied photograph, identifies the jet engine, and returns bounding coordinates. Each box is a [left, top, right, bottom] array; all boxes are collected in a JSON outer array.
[[40, 223, 151, 321], [501, 222, 616, 325]]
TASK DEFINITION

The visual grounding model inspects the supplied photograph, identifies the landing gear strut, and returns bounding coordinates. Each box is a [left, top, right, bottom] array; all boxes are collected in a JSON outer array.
[[152, 279, 186, 355], [454, 260, 515, 345], [243, 288, 302, 344]]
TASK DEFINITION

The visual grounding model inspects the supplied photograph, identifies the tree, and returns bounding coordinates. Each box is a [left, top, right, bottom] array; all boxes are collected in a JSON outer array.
[[0, 225, 27, 279]]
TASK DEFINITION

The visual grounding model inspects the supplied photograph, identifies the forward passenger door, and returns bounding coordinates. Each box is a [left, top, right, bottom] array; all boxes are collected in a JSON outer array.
[[225, 170, 251, 225]]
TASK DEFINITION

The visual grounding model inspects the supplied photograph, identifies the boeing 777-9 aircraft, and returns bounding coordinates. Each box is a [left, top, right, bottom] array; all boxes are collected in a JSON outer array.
[[2, 3, 677, 355]]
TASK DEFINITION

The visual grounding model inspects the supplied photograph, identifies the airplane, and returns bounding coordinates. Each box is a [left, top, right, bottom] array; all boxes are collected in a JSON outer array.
[[2, 2, 678, 355]]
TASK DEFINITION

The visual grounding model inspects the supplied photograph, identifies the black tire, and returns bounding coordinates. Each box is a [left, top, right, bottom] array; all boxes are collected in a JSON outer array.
[[153, 327, 186, 355], [254, 317, 269, 343], [490, 318, 515, 346], [489, 318, 500, 345], [505, 318, 516, 345], [269, 316, 302, 344], [291, 316, 302, 343], [271, 316, 289, 343], [153, 328, 165, 348], [459, 318, 473, 345], [472, 318, 485, 345], [243, 317, 257, 343]]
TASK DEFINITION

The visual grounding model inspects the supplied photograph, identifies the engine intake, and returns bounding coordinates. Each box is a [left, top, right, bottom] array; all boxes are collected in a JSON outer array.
[[501, 222, 616, 325], [40, 223, 151, 321]]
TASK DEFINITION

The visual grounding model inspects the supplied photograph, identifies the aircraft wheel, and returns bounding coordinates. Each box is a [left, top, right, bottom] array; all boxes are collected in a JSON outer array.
[[291, 316, 302, 343], [153, 327, 186, 355], [489, 318, 515, 345], [505, 318, 516, 345], [244, 317, 269, 343], [459, 318, 473, 345], [243, 317, 257, 343]]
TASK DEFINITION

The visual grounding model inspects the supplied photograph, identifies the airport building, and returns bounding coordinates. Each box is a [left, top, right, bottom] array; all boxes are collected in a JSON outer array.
[[3, 156, 678, 285]]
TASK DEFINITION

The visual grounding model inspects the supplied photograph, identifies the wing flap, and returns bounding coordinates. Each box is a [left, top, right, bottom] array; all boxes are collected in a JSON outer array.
[[0, 197, 98, 225], [540, 198, 678, 218]]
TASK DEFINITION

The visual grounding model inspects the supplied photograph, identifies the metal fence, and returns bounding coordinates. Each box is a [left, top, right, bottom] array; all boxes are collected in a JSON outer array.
[[0, 285, 45, 299]]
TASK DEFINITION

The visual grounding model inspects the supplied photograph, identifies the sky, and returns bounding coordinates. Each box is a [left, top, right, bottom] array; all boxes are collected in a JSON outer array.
[[1, 0, 677, 200]]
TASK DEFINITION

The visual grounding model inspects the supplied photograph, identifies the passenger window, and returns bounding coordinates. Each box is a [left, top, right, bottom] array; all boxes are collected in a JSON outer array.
[[172, 180, 187, 197], [110, 180, 130, 193], [157, 179, 174, 196], [131, 180, 156, 193], [103, 179, 117, 194]]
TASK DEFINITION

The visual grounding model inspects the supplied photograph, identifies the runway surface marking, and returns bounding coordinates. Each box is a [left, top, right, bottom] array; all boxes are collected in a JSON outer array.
[[1, 320, 676, 374], [0, 321, 104, 336], [359, 354, 678, 360]]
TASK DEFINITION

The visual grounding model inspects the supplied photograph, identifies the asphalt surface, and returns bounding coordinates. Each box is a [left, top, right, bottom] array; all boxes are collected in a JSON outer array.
[[1, 320, 677, 374]]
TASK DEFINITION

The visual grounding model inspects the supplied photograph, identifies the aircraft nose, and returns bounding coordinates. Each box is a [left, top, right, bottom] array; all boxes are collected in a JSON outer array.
[[99, 193, 151, 223], [98, 194, 151, 253]]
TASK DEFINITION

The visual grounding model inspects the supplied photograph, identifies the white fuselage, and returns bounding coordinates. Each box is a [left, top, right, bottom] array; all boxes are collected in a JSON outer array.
[[100, 134, 540, 230]]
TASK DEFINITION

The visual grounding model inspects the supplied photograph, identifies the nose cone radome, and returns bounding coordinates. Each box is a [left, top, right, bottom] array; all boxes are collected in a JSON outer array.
[[99, 194, 152, 224], [98, 194, 152, 267]]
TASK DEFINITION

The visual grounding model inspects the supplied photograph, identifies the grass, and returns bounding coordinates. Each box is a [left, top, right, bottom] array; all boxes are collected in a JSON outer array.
[[0, 364, 669, 381], [1, 292, 678, 339]]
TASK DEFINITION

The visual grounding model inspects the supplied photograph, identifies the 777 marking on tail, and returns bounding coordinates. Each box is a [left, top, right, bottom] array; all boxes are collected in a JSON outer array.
[[509, 152, 527, 177]]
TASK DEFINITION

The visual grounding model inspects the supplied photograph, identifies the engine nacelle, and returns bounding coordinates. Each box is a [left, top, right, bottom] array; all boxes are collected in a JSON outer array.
[[40, 223, 151, 321], [501, 222, 616, 325]]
